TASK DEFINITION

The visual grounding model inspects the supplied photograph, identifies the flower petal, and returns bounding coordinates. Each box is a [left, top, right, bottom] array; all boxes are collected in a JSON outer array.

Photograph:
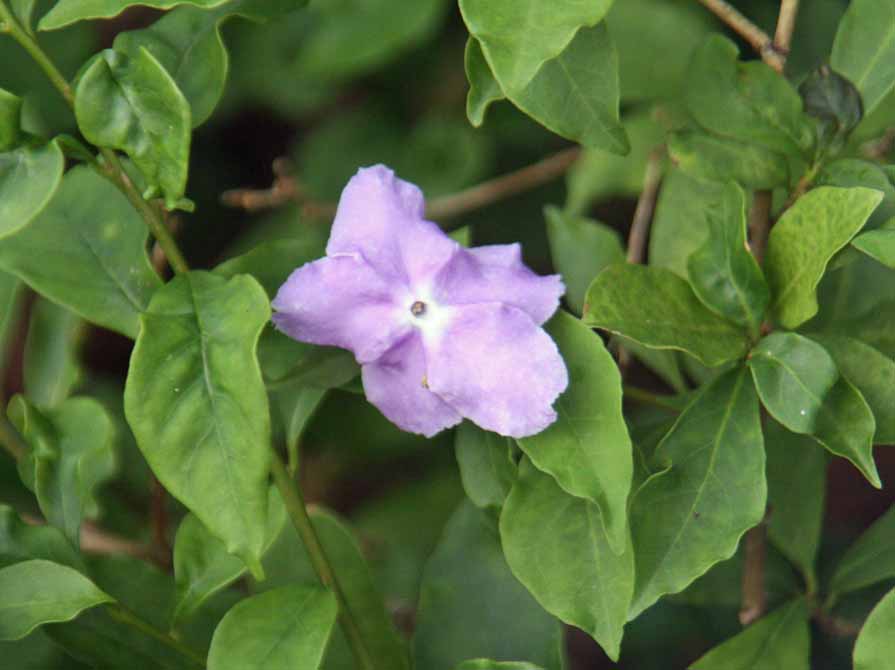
[[361, 332, 462, 437], [271, 254, 408, 363], [433, 243, 564, 324], [426, 303, 568, 438]]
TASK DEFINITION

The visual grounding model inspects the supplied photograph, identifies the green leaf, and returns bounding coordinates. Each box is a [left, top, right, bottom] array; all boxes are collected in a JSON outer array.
[[748, 332, 880, 488], [824, 300, 895, 360], [206, 585, 337, 670], [0, 89, 22, 152], [686, 181, 769, 333], [11, 396, 116, 546], [215, 238, 324, 299], [0, 505, 83, 570], [0, 166, 162, 339], [764, 420, 826, 592], [853, 587, 895, 670], [689, 599, 810, 670], [23, 300, 84, 409], [0, 559, 113, 640], [852, 229, 895, 269], [124, 272, 272, 575], [39, 0, 233, 30], [584, 264, 751, 367], [809, 334, 895, 444], [628, 368, 766, 618], [830, 504, 895, 598], [667, 130, 790, 189], [9, 0, 35, 32], [414, 502, 566, 670], [765, 186, 883, 329], [799, 66, 864, 151], [75, 48, 191, 209], [464, 38, 505, 128], [456, 662, 544, 670], [517, 311, 632, 553], [831, 0, 895, 115], [618, 337, 688, 394], [0, 139, 64, 239], [544, 206, 624, 315], [458, 0, 613, 93], [500, 461, 633, 661], [454, 423, 516, 511]]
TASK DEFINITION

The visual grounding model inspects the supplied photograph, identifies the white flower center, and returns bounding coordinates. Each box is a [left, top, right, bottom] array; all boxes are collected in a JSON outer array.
[[403, 290, 449, 342]]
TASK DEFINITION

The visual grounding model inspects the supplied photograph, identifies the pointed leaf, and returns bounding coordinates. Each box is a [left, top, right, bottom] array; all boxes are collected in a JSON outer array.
[[455, 423, 516, 511], [831, 0, 895, 115], [464, 38, 505, 128], [853, 587, 895, 670], [0, 139, 64, 239], [830, 504, 895, 598]]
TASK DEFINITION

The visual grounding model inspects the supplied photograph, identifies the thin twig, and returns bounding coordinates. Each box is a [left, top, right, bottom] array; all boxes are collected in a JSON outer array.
[[697, 0, 785, 72], [773, 0, 800, 60], [149, 476, 172, 566], [626, 148, 665, 264], [748, 190, 773, 266], [739, 521, 768, 625], [813, 607, 862, 638]]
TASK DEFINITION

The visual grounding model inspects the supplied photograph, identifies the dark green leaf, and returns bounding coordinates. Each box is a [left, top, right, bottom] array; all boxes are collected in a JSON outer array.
[[456, 662, 544, 670], [455, 423, 515, 511], [629, 368, 765, 618], [0, 166, 162, 339], [765, 186, 882, 329], [500, 461, 633, 661], [584, 264, 751, 367], [124, 272, 271, 575], [0, 559, 113, 640], [0, 89, 21, 152], [23, 300, 84, 408], [464, 38, 505, 128], [799, 66, 864, 150], [853, 586, 895, 670], [668, 130, 790, 189], [852, 229, 895, 269], [75, 48, 191, 208], [39, 0, 232, 30], [748, 332, 880, 488], [831, 0, 895, 114], [0, 505, 83, 570], [0, 139, 64, 239], [517, 311, 632, 552], [830, 504, 895, 598]]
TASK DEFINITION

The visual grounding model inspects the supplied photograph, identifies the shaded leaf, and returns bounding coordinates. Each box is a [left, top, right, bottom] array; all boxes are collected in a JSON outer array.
[[830, 504, 895, 598], [455, 423, 515, 511], [0, 89, 21, 152], [853, 586, 895, 670], [831, 0, 895, 115], [23, 300, 84, 409], [799, 66, 864, 151], [456, 662, 544, 670], [0, 139, 64, 239], [0, 505, 83, 570]]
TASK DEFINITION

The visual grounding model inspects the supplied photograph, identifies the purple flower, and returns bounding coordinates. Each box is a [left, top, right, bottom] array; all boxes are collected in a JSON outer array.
[[272, 165, 568, 438]]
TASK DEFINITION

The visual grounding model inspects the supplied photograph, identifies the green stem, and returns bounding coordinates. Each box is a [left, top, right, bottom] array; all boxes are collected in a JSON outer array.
[[270, 453, 376, 670], [106, 605, 205, 667], [0, 414, 28, 461], [622, 385, 681, 412]]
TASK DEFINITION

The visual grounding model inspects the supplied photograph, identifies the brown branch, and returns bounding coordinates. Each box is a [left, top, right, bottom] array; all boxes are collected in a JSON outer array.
[[739, 521, 768, 625], [697, 0, 785, 72], [19, 514, 157, 562], [626, 148, 665, 264], [748, 190, 773, 265], [150, 476, 172, 567], [813, 607, 862, 638], [773, 0, 800, 62]]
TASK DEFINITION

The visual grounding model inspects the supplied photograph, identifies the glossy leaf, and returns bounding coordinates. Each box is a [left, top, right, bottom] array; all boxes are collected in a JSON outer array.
[[748, 332, 880, 488], [39, 0, 231, 30], [500, 461, 633, 660], [0, 139, 64, 239], [830, 504, 895, 598], [853, 587, 895, 670], [464, 38, 505, 127], [206, 585, 337, 670], [544, 206, 624, 315], [454, 423, 515, 511], [124, 272, 271, 575], [0, 166, 161, 339], [23, 300, 84, 409], [0, 505, 83, 570], [414, 502, 566, 670], [75, 48, 191, 208], [584, 264, 751, 367], [686, 181, 769, 333], [517, 311, 632, 552], [0, 560, 113, 641], [668, 130, 790, 189], [831, 0, 895, 115], [690, 599, 810, 670], [765, 186, 882, 329], [852, 229, 895, 269], [628, 368, 766, 618]]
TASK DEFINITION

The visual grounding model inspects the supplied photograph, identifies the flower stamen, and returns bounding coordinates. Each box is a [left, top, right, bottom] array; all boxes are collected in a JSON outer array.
[[410, 300, 427, 317]]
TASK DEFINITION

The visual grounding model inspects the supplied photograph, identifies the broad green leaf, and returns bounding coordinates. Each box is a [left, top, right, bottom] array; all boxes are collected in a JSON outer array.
[[690, 599, 810, 670], [500, 461, 633, 661], [831, 0, 895, 115], [414, 502, 566, 670], [456, 662, 544, 670], [215, 238, 324, 299], [517, 311, 632, 552], [458, 0, 613, 94], [0, 505, 83, 570], [764, 420, 826, 592], [853, 587, 895, 670], [124, 272, 271, 575], [668, 130, 790, 189], [0, 139, 64, 239], [23, 300, 84, 409], [11, 396, 116, 546], [629, 368, 765, 618], [544, 206, 624, 315], [455, 423, 515, 511], [39, 0, 231, 30], [0, 560, 113, 640], [172, 488, 286, 626], [0, 628, 82, 670], [816, 160, 895, 229], [584, 264, 751, 367], [0, 89, 21, 151], [809, 334, 895, 444], [464, 38, 505, 128], [75, 48, 191, 209], [825, 300, 895, 360], [765, 186, 882, 329], [206, 585, 337, 670], [0, 166, 162, 339], [830, 504, 895, 597], [852, 229, 895, 269], [748, 332, 880, 488], [686, 181, 769, 333]]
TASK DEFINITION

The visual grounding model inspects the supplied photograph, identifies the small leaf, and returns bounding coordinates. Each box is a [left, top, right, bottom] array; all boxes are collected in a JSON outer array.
[[454, 423, 516, 511], [799, 66, 864, 150], [75, 47, 191, 208], [124, 272, 272, 575], [517, 311, 632, 553], [831, 0, 895, 115], [765, 186, 882, 329], [500, 461, 633, 661], [0, 139, 64, 239], [0, 505, 83, 570], [206, 585, 337, 670], [852, 229, 895, 269], [0, 167, 163, 339], [0, 89, 22, 152], [23, 300, 84, 409], [464, 38, 505, 128], [830, 504, 895, 598], [668, 130, 790, 189], [544, 206, 624, 315], [629, 368, 766, 618], [0, 560, 113, 641], [584, 264, 751, 367], [853, 587, 895, 670], [689, 599, 810, 670], [39, 0, 233, 30], [748, 332, 880, 487]]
